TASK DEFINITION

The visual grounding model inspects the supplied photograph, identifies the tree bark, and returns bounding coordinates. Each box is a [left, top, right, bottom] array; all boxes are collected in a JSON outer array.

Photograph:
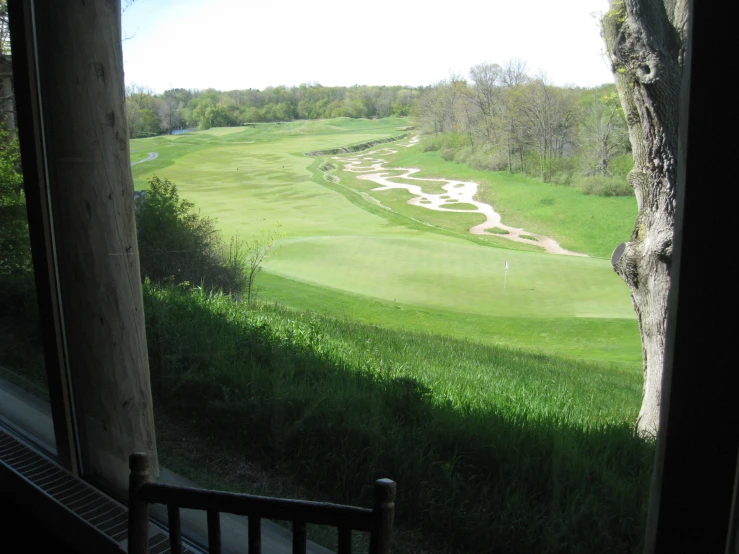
[[34, 0, 159, 491], [603, 0, 688, 437]]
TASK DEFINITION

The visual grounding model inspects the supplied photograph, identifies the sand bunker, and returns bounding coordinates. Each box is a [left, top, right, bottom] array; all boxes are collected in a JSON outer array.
[[333, 137, 586, 256]]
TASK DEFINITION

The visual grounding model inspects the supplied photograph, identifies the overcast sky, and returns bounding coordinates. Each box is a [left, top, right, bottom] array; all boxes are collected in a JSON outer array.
[[121, 0, 613, 93]]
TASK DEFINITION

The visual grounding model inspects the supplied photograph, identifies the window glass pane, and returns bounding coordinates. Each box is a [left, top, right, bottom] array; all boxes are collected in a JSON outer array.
[[121, 2, 660, 552], [0, 39, 55, 454]]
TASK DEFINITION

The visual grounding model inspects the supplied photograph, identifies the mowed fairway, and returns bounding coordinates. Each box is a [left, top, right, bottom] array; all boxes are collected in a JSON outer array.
[[131, 118, 640, 366]]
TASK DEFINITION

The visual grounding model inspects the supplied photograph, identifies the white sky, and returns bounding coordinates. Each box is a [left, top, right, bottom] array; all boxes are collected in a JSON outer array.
[[121, 0, 614, 93]]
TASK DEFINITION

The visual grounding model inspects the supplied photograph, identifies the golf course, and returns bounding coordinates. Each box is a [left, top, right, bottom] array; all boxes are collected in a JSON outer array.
[[130, 118, 651, 553], [130, 117, 639, 366]]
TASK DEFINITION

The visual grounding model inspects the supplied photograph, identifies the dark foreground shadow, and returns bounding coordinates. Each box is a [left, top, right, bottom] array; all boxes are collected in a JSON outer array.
[[144, 285, 653, 554]]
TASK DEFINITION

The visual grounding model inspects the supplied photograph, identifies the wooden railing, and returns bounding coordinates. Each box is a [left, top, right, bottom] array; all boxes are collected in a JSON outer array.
[[128, 453, 396, 554]]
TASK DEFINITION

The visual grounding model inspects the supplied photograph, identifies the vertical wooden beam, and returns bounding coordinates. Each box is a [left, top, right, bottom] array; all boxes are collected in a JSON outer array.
[[369, 479, 396, 554], [31, 0, 158, 494]]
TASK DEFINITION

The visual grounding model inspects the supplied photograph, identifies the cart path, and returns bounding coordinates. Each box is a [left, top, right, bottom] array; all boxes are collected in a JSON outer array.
[[131, 152, 158, 166]]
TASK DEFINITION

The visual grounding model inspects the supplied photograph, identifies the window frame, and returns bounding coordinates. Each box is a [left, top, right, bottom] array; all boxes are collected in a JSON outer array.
[[4, 0, 738, 552], [6, 0, 79, 473]]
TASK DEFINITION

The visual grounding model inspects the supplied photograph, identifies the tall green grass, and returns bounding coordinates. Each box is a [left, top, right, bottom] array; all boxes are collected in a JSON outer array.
[[144, 282, 653, 553]]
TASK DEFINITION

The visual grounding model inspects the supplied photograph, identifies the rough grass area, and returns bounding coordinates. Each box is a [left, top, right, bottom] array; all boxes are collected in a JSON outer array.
[[145, 283, 653, 554]]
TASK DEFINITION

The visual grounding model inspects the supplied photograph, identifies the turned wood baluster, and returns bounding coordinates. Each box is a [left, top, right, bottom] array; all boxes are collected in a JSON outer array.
[[292, 520, 306, 554], [208, 510, 221, 554], [128, 453, 151, 554], [168, 504, 183, 554], [369, 479, 396, 554], [338, 527, 352, 554], [249, 515, 262, 554]]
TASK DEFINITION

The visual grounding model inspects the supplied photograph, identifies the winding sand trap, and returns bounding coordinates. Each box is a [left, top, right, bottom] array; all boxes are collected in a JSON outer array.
[[331, 137, 586, 256]]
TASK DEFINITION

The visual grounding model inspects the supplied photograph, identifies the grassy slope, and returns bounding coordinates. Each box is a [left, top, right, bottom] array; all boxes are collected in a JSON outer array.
[[131, 120, 639, 367], [145, 284, 652, 554], [256, 272, 641, 366]]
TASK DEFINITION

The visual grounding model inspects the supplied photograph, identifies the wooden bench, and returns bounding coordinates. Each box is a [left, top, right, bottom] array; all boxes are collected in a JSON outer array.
[[128, 453, 396, 554]]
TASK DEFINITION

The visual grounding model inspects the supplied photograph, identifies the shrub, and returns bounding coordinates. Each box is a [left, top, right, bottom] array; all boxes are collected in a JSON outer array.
[[550, 170, 575, 186], [452, 145, 474, 165], [578, 175, 634, 197], [439, 147, 456, 161], [421, 137, 439, 152], [0, 127, 35, 318], [0, 125, 42, 380], [609, 154, 634, 179], [549, 157, 578, 186], [467, 150, 502, 172], [135, 176, 247, 292], [421, 132, 467, 154]]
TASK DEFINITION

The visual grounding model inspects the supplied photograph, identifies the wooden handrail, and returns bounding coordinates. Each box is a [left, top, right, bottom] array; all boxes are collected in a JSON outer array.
[[139, 482, 375, 530], [128, 452, 396, 554]]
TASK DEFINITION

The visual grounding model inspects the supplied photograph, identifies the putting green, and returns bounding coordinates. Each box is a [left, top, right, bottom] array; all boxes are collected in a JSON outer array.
[[130, 118, 639, 365], [268, 235, 632, 319]]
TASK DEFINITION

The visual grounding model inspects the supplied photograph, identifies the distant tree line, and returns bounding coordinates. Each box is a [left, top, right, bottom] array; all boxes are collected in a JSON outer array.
[[413, 60, 633, 196], [125, 83, 421, 136], [125, 63, 632, 196]]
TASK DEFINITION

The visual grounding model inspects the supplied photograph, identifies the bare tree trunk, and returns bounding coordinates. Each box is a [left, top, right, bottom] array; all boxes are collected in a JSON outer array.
[[519, 145, 525, 173], [603, 0, 688, 437], [507, 137, 512, 173], [35, 0, 159, 490], [600, 138, 609, 176]]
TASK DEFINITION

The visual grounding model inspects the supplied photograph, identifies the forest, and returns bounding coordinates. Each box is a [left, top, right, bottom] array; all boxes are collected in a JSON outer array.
[[126, 83, 419, 134]]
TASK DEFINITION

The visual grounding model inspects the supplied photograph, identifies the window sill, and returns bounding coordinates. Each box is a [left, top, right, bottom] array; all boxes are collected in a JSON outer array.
[[0, 376, 334, 554]]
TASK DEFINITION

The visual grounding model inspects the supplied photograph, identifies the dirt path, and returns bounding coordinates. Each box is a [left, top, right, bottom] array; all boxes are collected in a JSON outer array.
[[333, 137, 586, 256]]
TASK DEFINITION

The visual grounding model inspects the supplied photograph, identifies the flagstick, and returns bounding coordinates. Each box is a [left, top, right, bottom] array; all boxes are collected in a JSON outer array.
[[504, 260, 508, 289]]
